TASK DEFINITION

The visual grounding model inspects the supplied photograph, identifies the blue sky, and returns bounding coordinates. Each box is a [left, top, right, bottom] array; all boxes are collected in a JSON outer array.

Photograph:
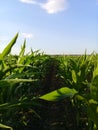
[[0, 0, 98, 54]]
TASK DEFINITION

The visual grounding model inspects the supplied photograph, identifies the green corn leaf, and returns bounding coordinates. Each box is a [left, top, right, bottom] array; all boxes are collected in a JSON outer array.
[[0, 33, 18, 59], [88, 100, 98, 126], [72, 70, 77, 83], [93, 61, 98, 80], [17, 39, 26, 64], [40, 87, 78, 101], [90, 76, 98, 102], [0, 123, 13, 130], [0, 79, 36, 87], [91, 60, 98, 102], [1, 64, 31, 78], [5, 73, 28, 79]]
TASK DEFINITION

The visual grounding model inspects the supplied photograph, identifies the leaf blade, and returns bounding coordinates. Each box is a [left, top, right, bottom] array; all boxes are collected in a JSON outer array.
[[0, 33, 18, 59], [40, 87, 78, 101]]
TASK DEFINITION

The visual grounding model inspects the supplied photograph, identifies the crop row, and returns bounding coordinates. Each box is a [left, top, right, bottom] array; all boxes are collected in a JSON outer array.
[[0, 33, 98, 130]]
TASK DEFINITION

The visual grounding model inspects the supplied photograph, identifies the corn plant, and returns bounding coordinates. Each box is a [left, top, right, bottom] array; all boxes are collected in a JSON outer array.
[[0, 34, 42, 129], [0, 33, 98, 130], [40, 54, 98, 130]]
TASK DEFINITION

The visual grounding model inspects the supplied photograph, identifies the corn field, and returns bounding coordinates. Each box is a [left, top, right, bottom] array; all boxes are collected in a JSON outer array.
[[0, 33, 98, 130]]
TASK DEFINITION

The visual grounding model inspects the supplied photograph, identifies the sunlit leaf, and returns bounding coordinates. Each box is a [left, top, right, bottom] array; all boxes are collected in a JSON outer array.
[[40, 87, 78, 101], [72, 70, 77, 83], [0, 123, 13, 130], [0, 33, 18, 59]]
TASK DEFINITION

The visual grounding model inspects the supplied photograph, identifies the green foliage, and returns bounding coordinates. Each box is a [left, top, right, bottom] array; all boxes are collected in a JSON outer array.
[[0, 33, 44, 129], [88, 56, 98, 128], [0, 33, 98, 130], [40, 53, 98, 129]]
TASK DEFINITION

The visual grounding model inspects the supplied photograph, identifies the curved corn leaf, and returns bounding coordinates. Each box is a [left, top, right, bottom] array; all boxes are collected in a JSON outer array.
[[40, 87, 78, 101], [0, 33, 18, 59], [0, 79, 36, 87], [17, 39, 26, 64], [0, 123, 13, 130]]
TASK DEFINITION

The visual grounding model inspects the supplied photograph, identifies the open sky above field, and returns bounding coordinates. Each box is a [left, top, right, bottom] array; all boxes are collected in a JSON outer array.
[[0, 0, 98, 54]]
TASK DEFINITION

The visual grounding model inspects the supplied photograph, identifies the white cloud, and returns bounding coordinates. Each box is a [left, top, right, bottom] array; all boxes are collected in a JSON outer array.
[[19, 0, 69, 14], [21, 33, 34, 38], [19, 0, 36, 4], [40, 0, 69, 14]]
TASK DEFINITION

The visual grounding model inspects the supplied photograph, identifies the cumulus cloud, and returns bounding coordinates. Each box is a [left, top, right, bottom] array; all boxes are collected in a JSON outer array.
[[19, 0, 36, 4], [19, 0, 69, 14], [21, 33, 34, 38], [40, 0, 69, 14]]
